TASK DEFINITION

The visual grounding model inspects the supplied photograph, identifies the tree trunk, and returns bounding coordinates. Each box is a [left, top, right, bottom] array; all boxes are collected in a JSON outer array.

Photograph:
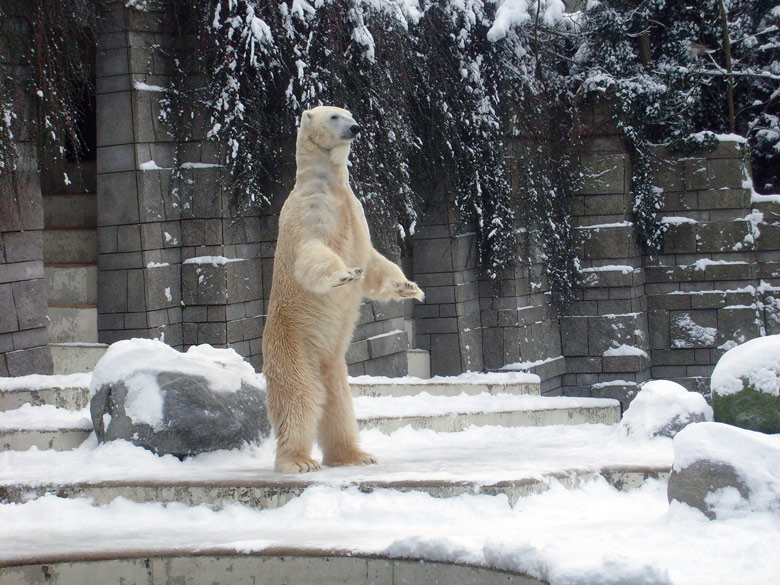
[[717, 0, 736, 134]]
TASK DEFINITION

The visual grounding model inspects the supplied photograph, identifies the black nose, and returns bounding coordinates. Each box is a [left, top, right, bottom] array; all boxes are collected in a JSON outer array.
[[350, 124, 361, 137]]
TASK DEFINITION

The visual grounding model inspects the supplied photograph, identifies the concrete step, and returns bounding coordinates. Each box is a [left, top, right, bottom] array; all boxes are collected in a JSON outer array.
[[45, 264, 98, 305], [0, 394, 620, 451], [0, 373, 91, 411], [0, 465, 668, 509], [355, 394, 620, 433], [0, 374, 540, 412], [43, 228, 97, 264], [350, 375, 539, 397], [47, 305, 98, 343], [0, 405, 92, 450], [1, 554, 548, 585], [50, 343, 108, 375], [43, 193, 97, 228]]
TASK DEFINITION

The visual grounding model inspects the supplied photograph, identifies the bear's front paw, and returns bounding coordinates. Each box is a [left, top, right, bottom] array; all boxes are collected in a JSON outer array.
[[393, 280, 424, 301], [331, 267, 364, 288], [275, 457, 322, 474]]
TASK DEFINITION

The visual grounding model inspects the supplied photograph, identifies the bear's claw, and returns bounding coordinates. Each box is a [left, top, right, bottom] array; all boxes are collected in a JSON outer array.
[[394, 281, 424, 301], [324, 451, 379, 468], [332, 267, 364, 287], [276, 457, 322, 474]]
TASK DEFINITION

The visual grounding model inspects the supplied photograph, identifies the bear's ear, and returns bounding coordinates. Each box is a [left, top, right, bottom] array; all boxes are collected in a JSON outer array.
[[301, 110, 312, 125]]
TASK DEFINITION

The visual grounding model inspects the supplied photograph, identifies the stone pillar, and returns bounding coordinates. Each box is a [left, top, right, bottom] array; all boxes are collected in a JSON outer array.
[[645, 139, 780, 393], [560, 104, 651, 405], [0, 168, 54, 376], [0, 18, 53, 376], [412, 202, 483, 376], [96, 1, 267, 367]]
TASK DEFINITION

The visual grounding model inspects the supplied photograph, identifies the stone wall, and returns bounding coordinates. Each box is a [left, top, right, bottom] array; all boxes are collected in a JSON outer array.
[[93, 1, 409, 373], [3, 2, 779, 389], [645, 140, 780, 393], [411, 102, 780, 406], [0, 18, 54, 377]]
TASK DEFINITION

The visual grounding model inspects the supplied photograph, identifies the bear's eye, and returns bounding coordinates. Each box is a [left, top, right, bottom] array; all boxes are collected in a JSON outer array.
[[330, 114, 339, 120]]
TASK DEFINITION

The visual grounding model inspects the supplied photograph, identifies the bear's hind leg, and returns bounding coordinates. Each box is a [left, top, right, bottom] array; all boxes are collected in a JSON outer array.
[[319, 361, 378, 468], [267, 374, 325, 474]]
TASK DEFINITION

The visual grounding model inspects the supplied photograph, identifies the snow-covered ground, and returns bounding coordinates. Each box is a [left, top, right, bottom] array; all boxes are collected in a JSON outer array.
[[2, 421, 779, 584], [2, 337, 780, 585]]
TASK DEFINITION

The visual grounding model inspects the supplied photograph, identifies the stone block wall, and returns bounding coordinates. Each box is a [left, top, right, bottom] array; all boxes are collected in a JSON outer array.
[[92, 1, 410, 374], [95, 1, 270, 366], [559, 117, 651, 402], [0, 170, 53, 377], [645, 140, 780, 393], [0, 18, 54, 377], [412, 202, 483, 376]]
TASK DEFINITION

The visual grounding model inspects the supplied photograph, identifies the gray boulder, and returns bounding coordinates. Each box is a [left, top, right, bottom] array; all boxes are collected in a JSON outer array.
[[667, 422, 780, 519], [89, 339, 270, 458]]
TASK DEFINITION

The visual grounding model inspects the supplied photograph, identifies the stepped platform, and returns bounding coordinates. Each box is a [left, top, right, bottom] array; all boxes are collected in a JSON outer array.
[[0, 371, 671, 584]]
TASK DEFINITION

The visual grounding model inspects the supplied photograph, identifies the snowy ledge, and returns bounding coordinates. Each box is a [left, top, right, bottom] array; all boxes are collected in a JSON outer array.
[[0, 373, 91, 392], [351, 371, 541, 385]]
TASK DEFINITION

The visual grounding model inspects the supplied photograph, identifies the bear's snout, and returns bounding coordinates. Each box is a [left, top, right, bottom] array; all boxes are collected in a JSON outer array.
[[349, 124, 361, 138]]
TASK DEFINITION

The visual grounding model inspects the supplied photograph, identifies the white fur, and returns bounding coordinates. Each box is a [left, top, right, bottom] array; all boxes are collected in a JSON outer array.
[[262, 106, 424, 474]]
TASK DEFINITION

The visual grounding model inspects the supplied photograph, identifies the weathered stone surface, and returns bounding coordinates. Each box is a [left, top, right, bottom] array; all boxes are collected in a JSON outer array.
[[667, 422, 780, 519], [710, 335, 780, 433], [90, 341, 269, 458], [668, 459, 748, 520]]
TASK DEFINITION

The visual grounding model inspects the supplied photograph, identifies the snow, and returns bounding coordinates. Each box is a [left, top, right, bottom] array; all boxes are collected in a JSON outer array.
[[0, 372, 91, 392], [692, 258, 747, 271], [710, 334, 780, 397], [603, 344, 648, 358], [580, 264, 636, 274], [2, 443, 779, 584], [672, 314, 716, 348], [500, 355, 562, 371], [661, 216, 697, 225], [138, 160, 167, 171], [689, 131, 747, 144], [0, 423, 670, 488], [354, 392, 615, 419], [575, 221, 633, 230], [620, 381, 713, 440], [182, 256, 245, 265], [179, 162, 223, 168], [3, 340, 780, 582], [0, 404, 90, 431], [351, 371, 541, 385], [133, 80, 165, 92]]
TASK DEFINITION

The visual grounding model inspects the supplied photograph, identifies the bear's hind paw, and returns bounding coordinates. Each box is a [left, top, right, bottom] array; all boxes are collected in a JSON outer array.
[[324, 451, 379, 468], [275, 457, 322, 474]]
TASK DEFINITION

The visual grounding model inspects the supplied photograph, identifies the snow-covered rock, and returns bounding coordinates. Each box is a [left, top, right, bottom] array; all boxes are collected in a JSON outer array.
[[89, 339, 270, 458], [710, 334, 780, 433], [667, 422, 780, 519], [620, 380, 712, 439]]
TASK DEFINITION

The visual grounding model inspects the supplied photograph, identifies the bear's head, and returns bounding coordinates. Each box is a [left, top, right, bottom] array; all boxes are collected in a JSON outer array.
[[298, 106, 361, 166]]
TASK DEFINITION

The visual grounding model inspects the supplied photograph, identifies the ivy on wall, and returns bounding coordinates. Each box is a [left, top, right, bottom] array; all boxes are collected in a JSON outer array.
[[0, 0, 96, 187], [3, 0, 778, 305]]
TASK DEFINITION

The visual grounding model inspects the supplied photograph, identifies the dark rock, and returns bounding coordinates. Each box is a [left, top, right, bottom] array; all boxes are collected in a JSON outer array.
[[89, 341, 270, 458], [667, 460, 748, 520]]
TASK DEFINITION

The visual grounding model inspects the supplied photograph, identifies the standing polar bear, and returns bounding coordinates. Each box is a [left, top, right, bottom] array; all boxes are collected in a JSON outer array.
[[262, 106, 424, 474]]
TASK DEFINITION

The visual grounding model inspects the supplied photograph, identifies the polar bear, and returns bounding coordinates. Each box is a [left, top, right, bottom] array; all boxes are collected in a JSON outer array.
[[262, 106, 424, 474]]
